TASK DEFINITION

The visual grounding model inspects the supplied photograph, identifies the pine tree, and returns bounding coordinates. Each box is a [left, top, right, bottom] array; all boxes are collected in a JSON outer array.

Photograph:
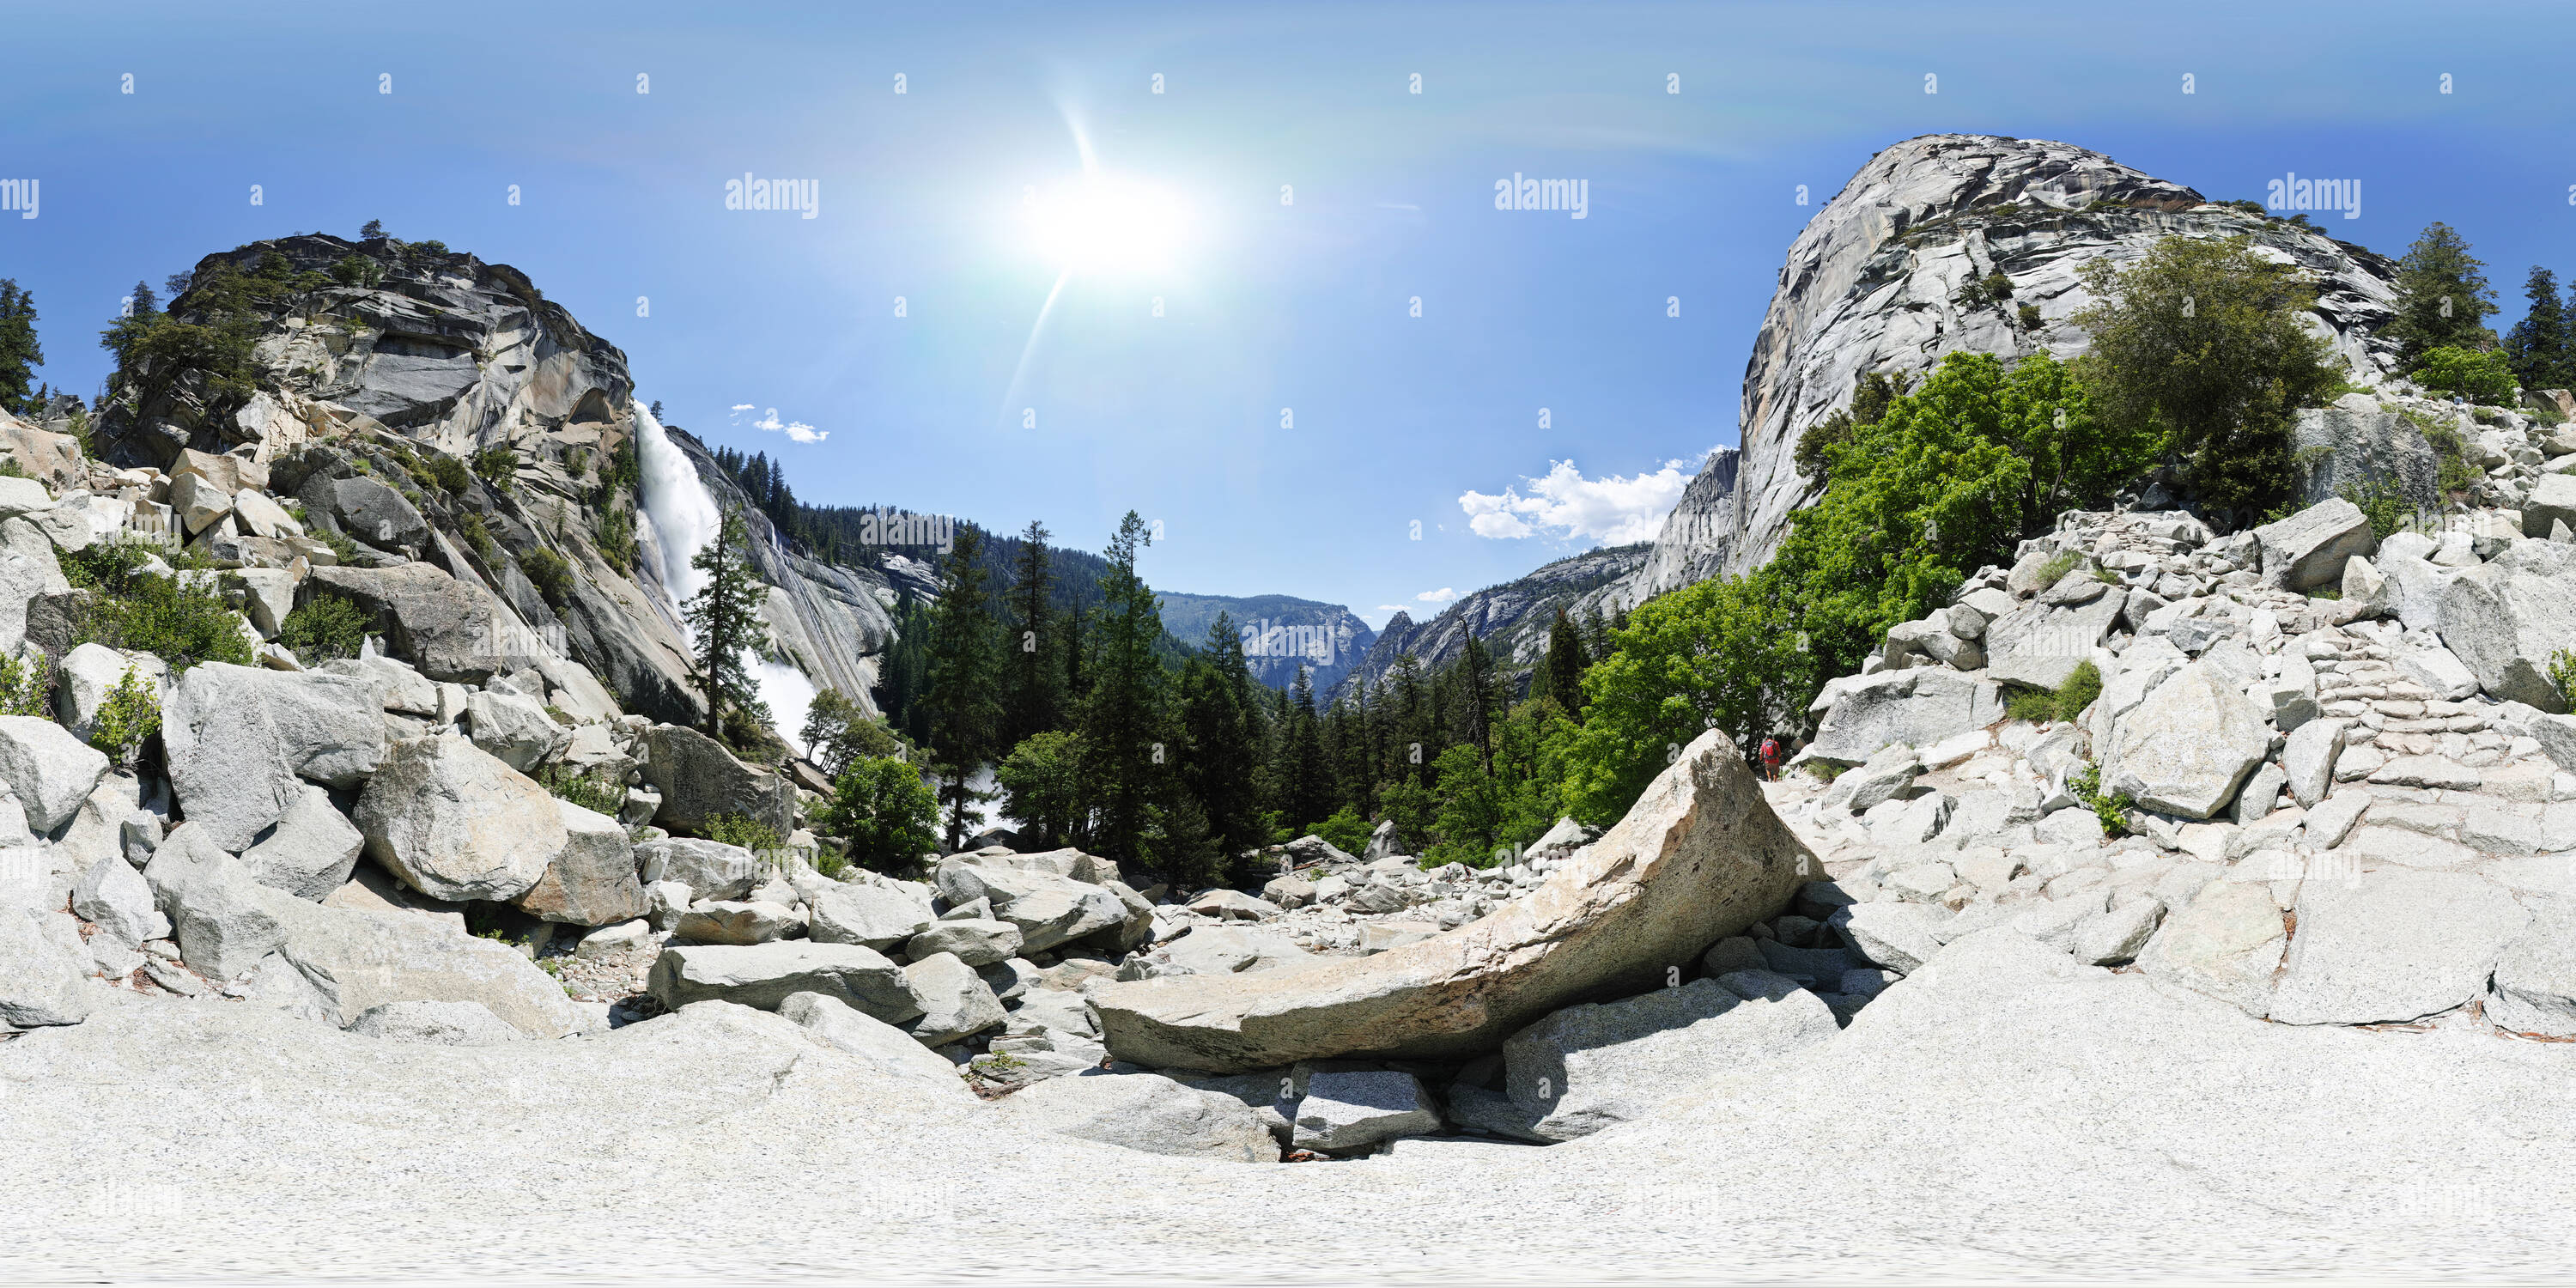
[[1078, 513, 1170, 870], [921, 524, 1003, 851], [2506, 266, 2573, 393], [649, 398, 665, 421], [360, 219, 386, 240], [125, 280, 159, 319], [684, 508, 769, 742], [1546, 608, 1590, 721], [0, 281, 40, 416], [2388, 222, 2500, 364], [1277, 664, 1331, 829], [1455, 635, 1501, 773], [1176, 614, 1262, 866], [1384, 653, 1432, 788], [1004, 519, 1060, 747]]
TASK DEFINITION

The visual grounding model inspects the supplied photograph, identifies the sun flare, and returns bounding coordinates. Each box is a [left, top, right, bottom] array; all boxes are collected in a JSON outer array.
[[1023, 175, 1194, 275]]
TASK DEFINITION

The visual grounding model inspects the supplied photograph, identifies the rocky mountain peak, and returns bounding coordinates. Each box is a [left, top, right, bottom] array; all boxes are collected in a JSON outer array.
[[1722, 132, 2403, 579]]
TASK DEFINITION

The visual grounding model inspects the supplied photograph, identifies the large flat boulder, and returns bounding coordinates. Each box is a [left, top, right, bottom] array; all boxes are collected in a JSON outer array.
[[353, 734, 568, 903], [2436, 540, 2576, 711], [936, 861, 1127, 953], [2266, 869, 2529, 1025], [1807, 668, 2005, 765], [306, 562, 539, 684], [248, 882, 582, 1038], [0, 714, 109, 835], [996, 1072, 1277, 1163], [2136, 878, 2286, 1018], [238, 783, 365, 901], [805, 876, 935, 949], [1473, 975, 1838, 1143], [775, 991, 972, 1093], [163, 662, 387, 852], [143, 823, 288, 980], [2252, 498, 2372, 592], [634, 837, 756, 902], [0, 514, 68, 656], [512, 799, 647, 926], [647, 941, 920, 1019], [2488, 903, 2576, 1037], [1089, 731, 1815, 1072], [0, 905, 91, 1027], [2104, 661, 2270, 819], [638, 723, 794, 839]]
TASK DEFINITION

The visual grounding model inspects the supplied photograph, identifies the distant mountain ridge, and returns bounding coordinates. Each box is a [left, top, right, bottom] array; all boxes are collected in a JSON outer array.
[[1157, 592, 1376, 692]]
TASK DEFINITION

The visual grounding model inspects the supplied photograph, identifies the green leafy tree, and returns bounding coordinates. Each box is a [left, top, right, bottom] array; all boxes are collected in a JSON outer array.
[[2386, 222, 2500, 364], [360, 219, 386, 240], [684, 508, 768, 741], [994, 728, 1088, 850], [2410, 345, 2519, 405], [2073, 234, 2339, 520], [819, 755, 941, 876], [1557, 572, 1814, 825], [921, 524, 1003, 852], [800, 686, 903, 779], [1077, 512, 1170, 872], [2504, 266, 2573, 393], [0, 280, 42, 416], [1452, 634, 1504, 773]]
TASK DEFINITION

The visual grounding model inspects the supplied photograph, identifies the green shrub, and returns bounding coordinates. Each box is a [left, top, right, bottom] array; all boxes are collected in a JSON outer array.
[[458, 511, 497, 564], [316, 525, 360, 565], [519, 544, 574, 609], [704, 813, 782, 854], [2070, 762, 2135, 839], [2035, 550, 2082, 588], [592, 506, 635, 574], [278, 592, 368, 663], [2549, 648, 2576, 708], [2409, 345, 2518, 405], [2017, 302, 2043, 331], [2053, 659, 2102, 719], [2337, 477, 2413, 540], [538, 764, 624, 817], [428, 453, 471, 493], [90, 667, 160, 765], [1306, 805, 1372, 859], [61, 540, 155, 591], [0, 651, 49, 717], [471, 446, 517, 495], [75, 562, 253, 672]]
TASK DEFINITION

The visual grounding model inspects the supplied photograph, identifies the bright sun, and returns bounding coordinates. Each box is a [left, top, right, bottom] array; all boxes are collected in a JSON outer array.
[[1024, 175, 1194, 276]]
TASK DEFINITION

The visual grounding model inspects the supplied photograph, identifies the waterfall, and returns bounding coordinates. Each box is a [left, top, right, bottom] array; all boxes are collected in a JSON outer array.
[[631, 398, 816, 756]]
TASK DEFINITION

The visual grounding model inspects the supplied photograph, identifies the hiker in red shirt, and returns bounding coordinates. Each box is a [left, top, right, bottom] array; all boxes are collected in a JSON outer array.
[[1759, 735, 1782, 781]]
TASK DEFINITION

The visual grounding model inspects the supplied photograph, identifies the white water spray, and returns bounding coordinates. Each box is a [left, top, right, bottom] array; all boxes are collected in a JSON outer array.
[[632, 399, 816, 756]]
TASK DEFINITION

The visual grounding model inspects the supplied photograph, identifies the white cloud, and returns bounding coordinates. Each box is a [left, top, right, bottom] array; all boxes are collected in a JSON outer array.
[[730, 404, 829, 445], [1457, 458, 1692, 544], [1417, 587, 1456, 604], [1376, 605, 1409, 613]]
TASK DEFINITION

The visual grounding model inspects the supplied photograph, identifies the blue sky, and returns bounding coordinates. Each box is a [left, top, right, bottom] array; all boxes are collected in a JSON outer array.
[[6, 1, 2573, 624]]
